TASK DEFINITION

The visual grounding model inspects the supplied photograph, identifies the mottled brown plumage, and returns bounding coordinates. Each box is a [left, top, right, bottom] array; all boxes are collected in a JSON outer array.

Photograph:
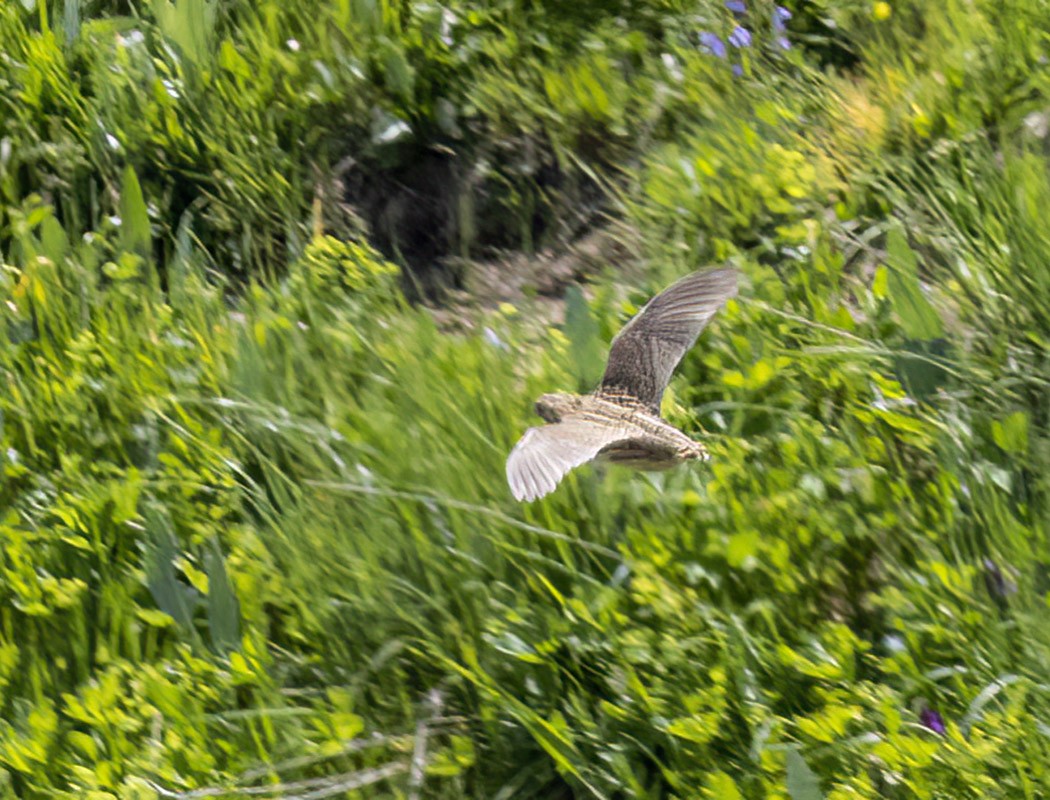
[[507, 268, 738, 502]]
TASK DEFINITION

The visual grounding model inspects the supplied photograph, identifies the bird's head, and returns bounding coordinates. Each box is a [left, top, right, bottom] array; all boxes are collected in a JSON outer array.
[[535, 392, 581, 423]]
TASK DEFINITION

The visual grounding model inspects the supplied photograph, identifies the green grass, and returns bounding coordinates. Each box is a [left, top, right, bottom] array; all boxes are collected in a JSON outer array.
[[0, 0, 1049, 798]]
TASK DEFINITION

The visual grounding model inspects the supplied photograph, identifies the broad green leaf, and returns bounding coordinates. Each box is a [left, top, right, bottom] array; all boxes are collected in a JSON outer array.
[[120, 166, 151, 258], [143, 506, 198, 630], [564, 285, 603, 390], [992, 411, 1029, 454], [381, 44, 414, 100], [786, 750, 823, 800], [62, 0, 80, 46], [894, 338, 952, 400], [153, 0, 217, 68], [667, 714, 719, 744], [39, 215, 68, 264], [205, 540, 240, 652], [705, 771, 743, 799], [218, 39, 251, 79], [886, 227, 942, 340]]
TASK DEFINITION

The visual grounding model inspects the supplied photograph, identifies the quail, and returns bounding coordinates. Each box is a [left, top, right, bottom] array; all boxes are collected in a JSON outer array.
[[506, 268, 738, 502]]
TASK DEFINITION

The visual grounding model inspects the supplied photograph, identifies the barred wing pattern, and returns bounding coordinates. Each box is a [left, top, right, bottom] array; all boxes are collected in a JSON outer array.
[[599, 268, 738, 413], [506, 418, 639, 502]]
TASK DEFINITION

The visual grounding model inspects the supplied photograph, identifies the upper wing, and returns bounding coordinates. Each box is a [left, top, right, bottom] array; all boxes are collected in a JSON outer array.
[[506, 418, 635, 502], [599, 268, 737, 412]]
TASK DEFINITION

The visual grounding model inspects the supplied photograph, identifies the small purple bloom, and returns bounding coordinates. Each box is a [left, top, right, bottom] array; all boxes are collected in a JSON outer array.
[[728, 26, 752, 47], [725, 0, 746, 12], [773, 5, 792, 33], [776, 36, 791, 50], [919, 707, 947, 735], [732, 63, 743, 77], [698, 32, 727, 58]]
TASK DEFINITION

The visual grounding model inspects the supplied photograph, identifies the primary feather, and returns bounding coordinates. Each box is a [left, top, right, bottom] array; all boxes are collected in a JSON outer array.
[[598, 268, 738, 413], [505, 417, 641, 502]]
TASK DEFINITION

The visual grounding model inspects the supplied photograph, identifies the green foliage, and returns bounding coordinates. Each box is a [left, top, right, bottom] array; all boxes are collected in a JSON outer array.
[[0, 1, 1049, 799], [884, 227, 942, 341]]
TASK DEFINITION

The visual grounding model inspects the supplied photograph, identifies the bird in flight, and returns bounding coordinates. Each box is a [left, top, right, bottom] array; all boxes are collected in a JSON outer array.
[[506, 268, 738, 502]]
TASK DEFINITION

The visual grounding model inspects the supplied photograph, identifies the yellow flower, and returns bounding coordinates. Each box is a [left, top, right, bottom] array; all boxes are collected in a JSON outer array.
[[873, 2, 892, 20]]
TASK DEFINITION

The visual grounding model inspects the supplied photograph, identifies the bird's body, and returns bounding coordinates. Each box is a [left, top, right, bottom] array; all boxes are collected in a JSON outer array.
[[534, 391, 706, 469], [507, 268, 738, 502]]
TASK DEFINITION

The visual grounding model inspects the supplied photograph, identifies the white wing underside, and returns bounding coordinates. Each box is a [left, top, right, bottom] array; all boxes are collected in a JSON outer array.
[[505, 418, 640, 502]]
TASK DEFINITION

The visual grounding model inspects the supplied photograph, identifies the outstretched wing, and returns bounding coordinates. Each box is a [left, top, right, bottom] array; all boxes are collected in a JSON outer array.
[[506, 418, 635, 502], [599, 268, 738, 413]]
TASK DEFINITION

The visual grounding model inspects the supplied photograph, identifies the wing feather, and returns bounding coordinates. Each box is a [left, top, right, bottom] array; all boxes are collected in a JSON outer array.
[[506, 418, 636, 502], [599, 268, 737, 412]]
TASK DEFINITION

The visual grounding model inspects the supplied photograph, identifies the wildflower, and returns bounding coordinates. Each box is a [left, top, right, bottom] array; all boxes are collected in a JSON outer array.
[[873, 1, 892, 20], [728, 26, 752, 47], [725, 0, 746, 12], [919, 706, 946, 735], [772, 7, 792, 49], [698, 32, 727, 58], [732, 64, 744, 77], [483, 327, 508, 350], [882, 633, 906, 654], [1024, 111, 1049, 139], [440, 8, 456, 46], [661, 52, 684, 82]]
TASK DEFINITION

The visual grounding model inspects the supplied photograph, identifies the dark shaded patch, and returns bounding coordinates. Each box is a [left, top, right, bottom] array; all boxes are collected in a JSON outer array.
[[343, 137, 605, 301]]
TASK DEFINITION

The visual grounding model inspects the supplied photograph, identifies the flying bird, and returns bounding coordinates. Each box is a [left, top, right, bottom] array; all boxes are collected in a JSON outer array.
[[506, 268, 738, 502]]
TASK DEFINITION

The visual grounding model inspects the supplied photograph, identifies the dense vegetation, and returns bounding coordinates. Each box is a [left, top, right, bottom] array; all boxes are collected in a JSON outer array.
[[1, 0, 1048, 797]]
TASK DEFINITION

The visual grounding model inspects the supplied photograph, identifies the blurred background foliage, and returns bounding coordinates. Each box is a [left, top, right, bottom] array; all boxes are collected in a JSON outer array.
[[0, 0, 1049, 797]]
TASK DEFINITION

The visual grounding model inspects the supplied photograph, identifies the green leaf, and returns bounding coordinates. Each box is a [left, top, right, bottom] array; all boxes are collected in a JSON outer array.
[[786, 750, 823, 800], [143, 506, 198, 630], [992, 411, 1029, 454], [705, 771, 743, 800], [564, 285, 603, 390], [62, 0, 81, 46], [153, 0, 217, 68], [381, 43, 414, 100], [886, 227, 942, 340], [667, 714, 719, 744], [218, 39, 251, 79], [205, 540, 240, 652], [120, 166, 151, 258], [40, 215, 69, 264]]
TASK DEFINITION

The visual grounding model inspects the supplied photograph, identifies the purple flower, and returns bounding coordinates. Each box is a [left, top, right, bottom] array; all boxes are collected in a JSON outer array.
[[698, 32, 727, 58], [725, 0, 747, 12], [732, 63, 743, 77], [774, 5, 793, 26], [919, 706, 947, 735], [728, 26, 752, 47], [776, 36, 791, 50]]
